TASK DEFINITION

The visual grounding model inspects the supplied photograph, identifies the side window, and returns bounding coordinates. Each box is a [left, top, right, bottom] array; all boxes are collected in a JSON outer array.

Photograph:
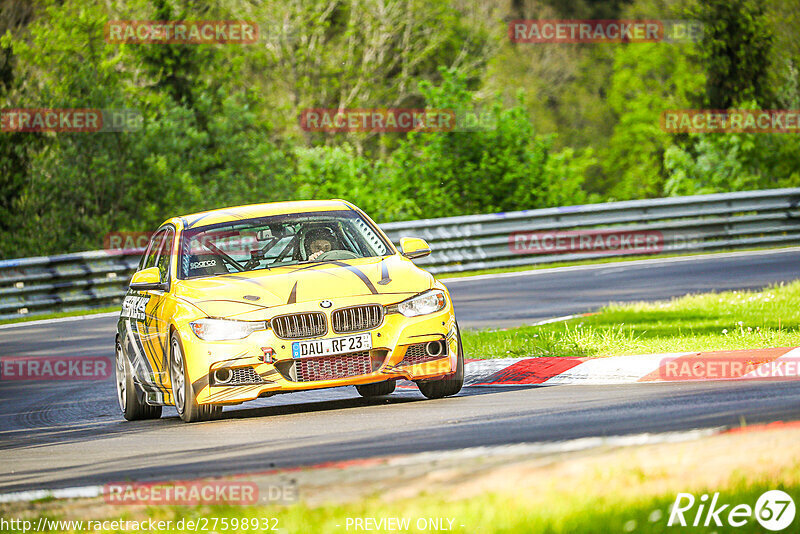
[[141, 229, 166, 271], [341, 224, 367, 256], [351, 215, 389, 256], [154, 228, 175, 284]]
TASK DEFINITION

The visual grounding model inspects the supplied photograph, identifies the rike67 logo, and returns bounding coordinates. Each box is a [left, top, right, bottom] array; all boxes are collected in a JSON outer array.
[[669, 490, 796, 531]]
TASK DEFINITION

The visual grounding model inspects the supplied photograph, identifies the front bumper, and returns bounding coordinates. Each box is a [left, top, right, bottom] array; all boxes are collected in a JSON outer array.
[[177, 299, 458, 405]]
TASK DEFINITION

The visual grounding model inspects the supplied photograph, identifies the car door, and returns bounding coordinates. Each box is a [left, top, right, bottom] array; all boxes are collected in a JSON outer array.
[[121, 228, 171, 395], [143, 226, 176, 391]]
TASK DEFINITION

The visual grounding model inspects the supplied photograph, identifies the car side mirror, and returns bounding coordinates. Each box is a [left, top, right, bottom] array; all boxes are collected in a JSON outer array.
[[399, 237, 431, 259], [130, 266, 167, 291]]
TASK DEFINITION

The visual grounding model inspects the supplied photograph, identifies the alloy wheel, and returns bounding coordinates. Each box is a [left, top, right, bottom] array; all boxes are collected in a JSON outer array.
[[171, 338, 186, 415]]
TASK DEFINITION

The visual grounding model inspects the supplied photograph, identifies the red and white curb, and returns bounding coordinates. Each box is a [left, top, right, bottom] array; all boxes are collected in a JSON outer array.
[[462, 347, 800, 386]]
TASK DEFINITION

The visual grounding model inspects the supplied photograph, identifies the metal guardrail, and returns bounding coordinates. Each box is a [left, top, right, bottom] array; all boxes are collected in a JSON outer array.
[[1, 188, 799, 320]]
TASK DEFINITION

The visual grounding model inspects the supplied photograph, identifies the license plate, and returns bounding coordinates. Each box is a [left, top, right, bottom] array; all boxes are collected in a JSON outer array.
[[292, 333, 372, 358]]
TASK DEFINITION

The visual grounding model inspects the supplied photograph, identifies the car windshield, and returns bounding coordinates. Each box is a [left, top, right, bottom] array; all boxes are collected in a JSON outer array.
[[178, 210, 392, 279]]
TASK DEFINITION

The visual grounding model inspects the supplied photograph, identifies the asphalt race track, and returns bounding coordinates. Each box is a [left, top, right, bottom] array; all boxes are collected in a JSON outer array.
[[1, 249, 799, 494]]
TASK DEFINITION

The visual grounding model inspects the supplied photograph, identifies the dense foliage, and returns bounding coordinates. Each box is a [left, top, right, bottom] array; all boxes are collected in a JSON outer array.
[[0, 0, 797, 258]]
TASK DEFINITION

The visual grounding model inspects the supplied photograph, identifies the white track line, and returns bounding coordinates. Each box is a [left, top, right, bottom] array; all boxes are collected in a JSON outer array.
[[0, 428, 721, 504], [440, 247, 800, 284], [0, 485, 102, 503], [0, 311, 119, 330], [528, 313, 594, 326], [387, 428, 722, 466]]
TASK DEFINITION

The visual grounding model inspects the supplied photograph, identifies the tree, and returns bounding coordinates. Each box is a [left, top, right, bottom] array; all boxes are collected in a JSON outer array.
[[251, 0, 499, 154], [690, 0, 774, 109], [384, 69, 594, 219], [0, 0, 37, 238], [603, 41, 704, 199], [0, 0, 292, 257], [664, 102, 800, 196]]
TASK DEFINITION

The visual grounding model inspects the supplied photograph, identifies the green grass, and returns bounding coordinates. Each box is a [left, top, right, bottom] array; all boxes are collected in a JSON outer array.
[[0, 306, 118, 325], [185, 479, 799, 533], [462, 281, 800, 358], [8, 472, 796, 533], [436, 246, 796, 280]]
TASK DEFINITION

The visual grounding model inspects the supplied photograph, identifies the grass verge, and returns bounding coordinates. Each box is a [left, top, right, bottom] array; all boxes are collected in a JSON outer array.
[[462, 281, 800, 358], [5, 426, 799, 533], [130, 479, 797, 533]]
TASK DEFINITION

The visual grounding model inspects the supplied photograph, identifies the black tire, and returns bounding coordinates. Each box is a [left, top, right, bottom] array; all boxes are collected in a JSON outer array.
[[356, 379, 397, 397], [115, 340, 162, 421], [170, 332, 222, 423], [416, 326, 464, 399]]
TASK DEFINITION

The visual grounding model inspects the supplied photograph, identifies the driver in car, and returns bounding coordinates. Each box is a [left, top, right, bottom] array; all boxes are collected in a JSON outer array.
[[306, 227, 339, 261]]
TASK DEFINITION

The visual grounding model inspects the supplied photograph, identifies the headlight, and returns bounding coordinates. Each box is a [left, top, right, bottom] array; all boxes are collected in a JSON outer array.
[[189, 318, 265, 341], [397, 290, 446, 317]]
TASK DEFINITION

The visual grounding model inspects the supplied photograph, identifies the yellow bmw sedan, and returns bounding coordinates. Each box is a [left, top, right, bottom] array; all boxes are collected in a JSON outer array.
[[115, 200, 463, 422]]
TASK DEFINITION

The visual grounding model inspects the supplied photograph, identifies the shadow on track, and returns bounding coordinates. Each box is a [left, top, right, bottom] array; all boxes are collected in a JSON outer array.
[[3, 382, 800, 494], [0, 384, 532, 453]]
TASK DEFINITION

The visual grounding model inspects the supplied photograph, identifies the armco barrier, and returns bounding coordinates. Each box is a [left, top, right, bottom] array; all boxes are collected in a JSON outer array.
[[1, 188, 799, 320]]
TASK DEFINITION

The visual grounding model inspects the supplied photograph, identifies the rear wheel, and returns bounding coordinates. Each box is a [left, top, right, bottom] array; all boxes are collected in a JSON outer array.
[[170, 332, 222, 423], [356, 380, 396, 397], [416, 326, 464, 400], [115, 340, 162, 421]]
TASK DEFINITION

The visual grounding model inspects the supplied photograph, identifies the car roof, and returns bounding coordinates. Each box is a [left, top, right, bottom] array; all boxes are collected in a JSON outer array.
[[171, 199, 355, 230]]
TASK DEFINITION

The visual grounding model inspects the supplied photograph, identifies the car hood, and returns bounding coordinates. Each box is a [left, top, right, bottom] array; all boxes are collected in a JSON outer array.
[[173, 255, 434, 318]]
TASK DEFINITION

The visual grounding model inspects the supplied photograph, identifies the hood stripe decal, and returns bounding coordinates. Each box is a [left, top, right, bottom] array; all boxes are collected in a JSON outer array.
[[378, 259, 391, 285], [287, 281, 298, 304], [329, 261, 379, 294], [287, 263, 346, 278], [222, 274, 267, 288], [220, 275, 282, 303], [185, 209, 245, 229]]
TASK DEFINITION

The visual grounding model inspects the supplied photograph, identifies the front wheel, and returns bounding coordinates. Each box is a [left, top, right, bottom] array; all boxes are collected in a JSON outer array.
[[416, 326, 464, 399], [115, 340, 162, 421], [170, 332, 222, 423]]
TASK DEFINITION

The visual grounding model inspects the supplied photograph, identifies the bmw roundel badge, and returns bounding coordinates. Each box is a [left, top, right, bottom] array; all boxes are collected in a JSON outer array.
[[319, 300, 333, 309]]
